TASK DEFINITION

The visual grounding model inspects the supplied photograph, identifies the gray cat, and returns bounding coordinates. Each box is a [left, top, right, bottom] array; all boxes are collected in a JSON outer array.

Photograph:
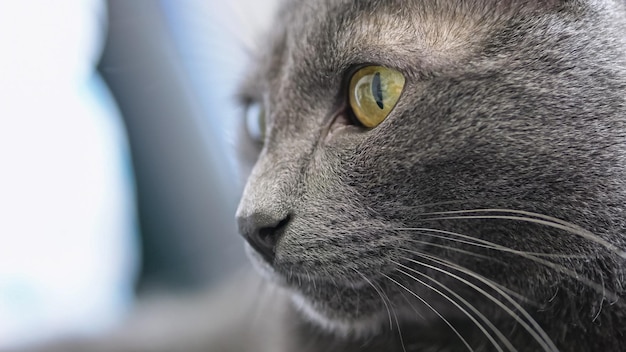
[[235, 0, 626, 351], [16, 0, 626, 351]]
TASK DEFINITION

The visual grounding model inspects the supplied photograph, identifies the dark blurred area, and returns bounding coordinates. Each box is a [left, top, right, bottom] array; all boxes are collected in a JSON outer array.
[[100, 0, 244, 293]]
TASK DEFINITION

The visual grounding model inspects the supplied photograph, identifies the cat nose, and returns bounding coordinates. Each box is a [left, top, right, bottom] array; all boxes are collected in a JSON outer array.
[[237, 212, 291, 264]]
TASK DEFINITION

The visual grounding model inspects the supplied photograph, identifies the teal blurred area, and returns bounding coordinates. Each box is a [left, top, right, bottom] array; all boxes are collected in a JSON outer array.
[[0, 0, 256, 348]]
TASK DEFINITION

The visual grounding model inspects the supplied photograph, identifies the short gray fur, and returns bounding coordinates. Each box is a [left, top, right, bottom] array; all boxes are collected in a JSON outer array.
[[235, 0, 626, 351]]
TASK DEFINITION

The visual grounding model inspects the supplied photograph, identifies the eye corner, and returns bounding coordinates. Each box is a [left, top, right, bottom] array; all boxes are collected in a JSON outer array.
[[343, 103, 367, 129]]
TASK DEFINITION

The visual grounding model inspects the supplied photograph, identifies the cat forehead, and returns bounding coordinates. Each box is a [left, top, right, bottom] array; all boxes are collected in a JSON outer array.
[[253, 0, 561, 81]]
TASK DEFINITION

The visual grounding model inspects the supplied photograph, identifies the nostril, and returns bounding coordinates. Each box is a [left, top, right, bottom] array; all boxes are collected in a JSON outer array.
[[258, 226, 277, 249], [258, 215, 290, 248], [241, 213, 291, 264]]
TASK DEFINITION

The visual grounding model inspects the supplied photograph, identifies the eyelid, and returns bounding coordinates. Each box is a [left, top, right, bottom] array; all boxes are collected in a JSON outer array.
[[342, 62, 408, 85]]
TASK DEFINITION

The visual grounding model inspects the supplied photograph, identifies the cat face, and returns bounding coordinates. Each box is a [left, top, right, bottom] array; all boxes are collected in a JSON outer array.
[[236, 0, 626, 348]]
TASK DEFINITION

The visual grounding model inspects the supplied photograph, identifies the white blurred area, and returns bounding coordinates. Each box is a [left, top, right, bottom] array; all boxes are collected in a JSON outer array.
[[0, 0, 279, 349], [0, 1, 137, 348], [161, 0, 278, 172]]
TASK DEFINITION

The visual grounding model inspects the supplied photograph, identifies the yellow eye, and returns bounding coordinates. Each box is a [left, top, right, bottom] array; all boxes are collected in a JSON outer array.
[[349, 65, 405, 128]]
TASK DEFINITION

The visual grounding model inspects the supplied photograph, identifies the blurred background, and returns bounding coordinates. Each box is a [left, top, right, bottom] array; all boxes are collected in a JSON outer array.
[[0, 0, 275, 348]]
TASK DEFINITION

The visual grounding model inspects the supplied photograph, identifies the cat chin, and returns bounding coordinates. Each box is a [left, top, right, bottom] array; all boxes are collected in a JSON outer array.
[[290, 293, 387, 338], [245, 244, 393, 337]]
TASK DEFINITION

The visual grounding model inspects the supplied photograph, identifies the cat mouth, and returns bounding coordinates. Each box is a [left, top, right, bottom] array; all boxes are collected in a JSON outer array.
[[245, 242, 385, 291], [245, 243, 400, 331]]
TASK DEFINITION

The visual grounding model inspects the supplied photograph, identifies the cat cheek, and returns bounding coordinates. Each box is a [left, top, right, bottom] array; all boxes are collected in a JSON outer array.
[[325, 113, 353, 142]]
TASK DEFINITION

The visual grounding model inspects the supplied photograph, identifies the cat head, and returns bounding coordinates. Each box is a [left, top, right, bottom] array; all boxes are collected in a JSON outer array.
[[235, 0, 626, 346]]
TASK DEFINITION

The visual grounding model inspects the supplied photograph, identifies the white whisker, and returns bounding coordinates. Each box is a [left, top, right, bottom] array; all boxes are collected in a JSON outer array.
[[398, 289, 427, 321], [397, 227, 588, 259], [391, 300, 407, 352], [354, 268, 393, 330], [382, 274, 476, 352], [395, 252, 558, 352], [394, 267, 508, 352], [416, 209, 587, 230], [415, 213, 626, 259], [404, 237, 509, 264], [395, 226, 620, 302], [592, 271, 606, 322]]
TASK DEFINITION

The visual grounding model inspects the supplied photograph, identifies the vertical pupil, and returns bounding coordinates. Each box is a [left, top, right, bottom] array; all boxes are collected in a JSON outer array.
[[372, 72, 384, 109]]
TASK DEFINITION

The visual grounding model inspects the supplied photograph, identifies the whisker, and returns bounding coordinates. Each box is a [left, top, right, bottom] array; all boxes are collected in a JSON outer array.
[[305, 270, 316, 291], [404, 237, 509, 264], [390, 299, 407, 352], [395, 237, 536, 305], [353, 268, 393, 330], [415, 209, 587, 230], [396, 227, 588, 259], [382, 273, 476, 352], [414, 213, 626, 259], [398, 289, 427, 321], [395, 227, 621, 302], [354, 282, 360, 318], [394, 268, 508, 352], [592, 272, 606, 322], [394, 253, 558, 352], [373, 276, 407, 352]]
